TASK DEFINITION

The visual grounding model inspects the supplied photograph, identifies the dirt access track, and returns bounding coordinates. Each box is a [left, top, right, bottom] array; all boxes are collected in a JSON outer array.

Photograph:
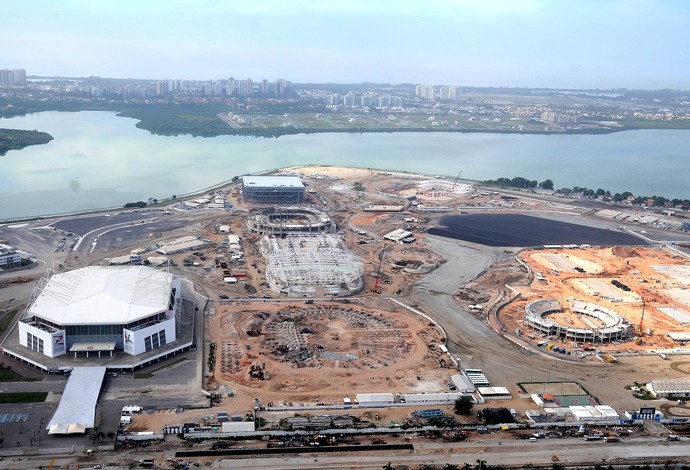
[[206, 299, 453, 408]]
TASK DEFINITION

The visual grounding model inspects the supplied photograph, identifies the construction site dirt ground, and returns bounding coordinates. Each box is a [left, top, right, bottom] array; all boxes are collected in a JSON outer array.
[[126, 295, 465, 434], [93, 166, 690, 434], [204, 300, 455, 405], [497, 246, 690, 355]]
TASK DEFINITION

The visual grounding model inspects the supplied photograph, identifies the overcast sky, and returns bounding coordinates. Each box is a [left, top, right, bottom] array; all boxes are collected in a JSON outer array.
[[3, 0, 690, 89]]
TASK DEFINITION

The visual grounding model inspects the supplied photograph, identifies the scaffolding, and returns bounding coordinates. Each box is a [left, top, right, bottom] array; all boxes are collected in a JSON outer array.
[[524, 298, 629, 342], [265, 234, 364, 295], [246, 206, 335, 235]]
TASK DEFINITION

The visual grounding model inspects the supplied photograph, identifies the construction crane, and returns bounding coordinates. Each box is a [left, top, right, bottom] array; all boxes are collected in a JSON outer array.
[[372, 244, 390, 293], [639, 298, 646, 332], [451, 170, 463, 192]]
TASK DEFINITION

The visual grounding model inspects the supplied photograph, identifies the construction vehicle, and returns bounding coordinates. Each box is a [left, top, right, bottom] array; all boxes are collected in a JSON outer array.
[[601, 353, 618, 363]]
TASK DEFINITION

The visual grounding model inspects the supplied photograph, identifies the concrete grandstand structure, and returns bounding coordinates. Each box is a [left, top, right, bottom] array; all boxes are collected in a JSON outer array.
[[242, 175, 305, 204], [246, 206, 335, 235], [261, 234, 364, 296], [524, 298, 630, 343], [416, 179, 472, 198], [17, 265, 183, 358]]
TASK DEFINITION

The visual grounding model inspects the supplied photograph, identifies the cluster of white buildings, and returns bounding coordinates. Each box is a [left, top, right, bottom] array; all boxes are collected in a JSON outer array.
[[0, 243, 33, 267], [540, 112, 583, 125], [178, 192, 226, 210], [0, 244, 22, 267], [153, 77, 289, 97], [325, 93, 404, 108], [415, 84, 462, 101]]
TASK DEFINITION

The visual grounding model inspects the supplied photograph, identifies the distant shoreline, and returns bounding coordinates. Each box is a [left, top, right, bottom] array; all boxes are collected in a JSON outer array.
[[4, 104, 690, 139]]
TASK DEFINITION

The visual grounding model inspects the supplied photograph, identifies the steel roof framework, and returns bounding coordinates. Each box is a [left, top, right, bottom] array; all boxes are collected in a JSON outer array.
[[266, 234, 363, 288]]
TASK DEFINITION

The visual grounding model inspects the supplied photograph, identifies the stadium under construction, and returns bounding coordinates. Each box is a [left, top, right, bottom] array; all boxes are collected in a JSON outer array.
[[524, 298, 630, 343], [260, 233, 364, 297], [246, 206, 335, 236]]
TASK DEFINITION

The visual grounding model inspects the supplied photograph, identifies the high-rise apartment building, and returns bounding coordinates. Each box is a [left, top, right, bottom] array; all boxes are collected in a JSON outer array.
[[275, 79, 288, 96], [238, 79, 253, 96], [449, 86, 462, 101], [415, 84, 435, 100], [12, 69, 26, 86], [0, 69, 15, 87], [155, 80, 169, 95], [377, 95, 392, 107], [226, 77, 236, 96], [327, 94, 341, 105]]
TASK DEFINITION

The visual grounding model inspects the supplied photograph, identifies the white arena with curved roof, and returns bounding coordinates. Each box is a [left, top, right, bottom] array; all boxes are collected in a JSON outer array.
[[17, 265, 183, 358]]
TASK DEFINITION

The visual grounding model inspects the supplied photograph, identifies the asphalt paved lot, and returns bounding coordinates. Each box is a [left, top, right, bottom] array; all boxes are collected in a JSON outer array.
[[91, 220, 187, 253], [50, 211, 165, 236], [428, 213, 648, 247]]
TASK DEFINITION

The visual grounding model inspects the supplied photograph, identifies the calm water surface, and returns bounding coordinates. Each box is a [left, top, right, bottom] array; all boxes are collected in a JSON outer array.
[[1, 111, 689, 220]]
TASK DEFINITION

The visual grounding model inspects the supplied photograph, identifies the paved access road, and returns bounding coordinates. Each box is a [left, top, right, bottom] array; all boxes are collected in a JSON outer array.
[[3, 435, 685, 469], [211, 437, 690, 469], [51, 211, 164, 236]]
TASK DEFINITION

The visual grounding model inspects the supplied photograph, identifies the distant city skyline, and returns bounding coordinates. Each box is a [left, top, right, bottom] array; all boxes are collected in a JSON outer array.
[[2, 0, 690, 89]]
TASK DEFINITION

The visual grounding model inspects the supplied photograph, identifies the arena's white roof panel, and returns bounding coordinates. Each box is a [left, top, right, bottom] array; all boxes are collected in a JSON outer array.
[[29, 266, 172, 325], [243, 176, 304, 188], [47, 366, 106, 433]]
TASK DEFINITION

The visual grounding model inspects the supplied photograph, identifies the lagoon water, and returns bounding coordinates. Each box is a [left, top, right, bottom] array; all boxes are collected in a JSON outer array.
[[1, 111, 689, 220]]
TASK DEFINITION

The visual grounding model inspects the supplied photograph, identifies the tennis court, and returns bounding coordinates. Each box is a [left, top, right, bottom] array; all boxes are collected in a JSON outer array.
[[555, 395, 597, 406]]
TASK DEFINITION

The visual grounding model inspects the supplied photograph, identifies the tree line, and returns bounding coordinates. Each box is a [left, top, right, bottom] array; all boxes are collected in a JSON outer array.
[[0, 128, 53, 155], [483, 176, 689, 207]]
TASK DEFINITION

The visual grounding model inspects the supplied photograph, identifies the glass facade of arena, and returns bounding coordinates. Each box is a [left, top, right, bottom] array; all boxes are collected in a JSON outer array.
[[243, 184, 305, 204]]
